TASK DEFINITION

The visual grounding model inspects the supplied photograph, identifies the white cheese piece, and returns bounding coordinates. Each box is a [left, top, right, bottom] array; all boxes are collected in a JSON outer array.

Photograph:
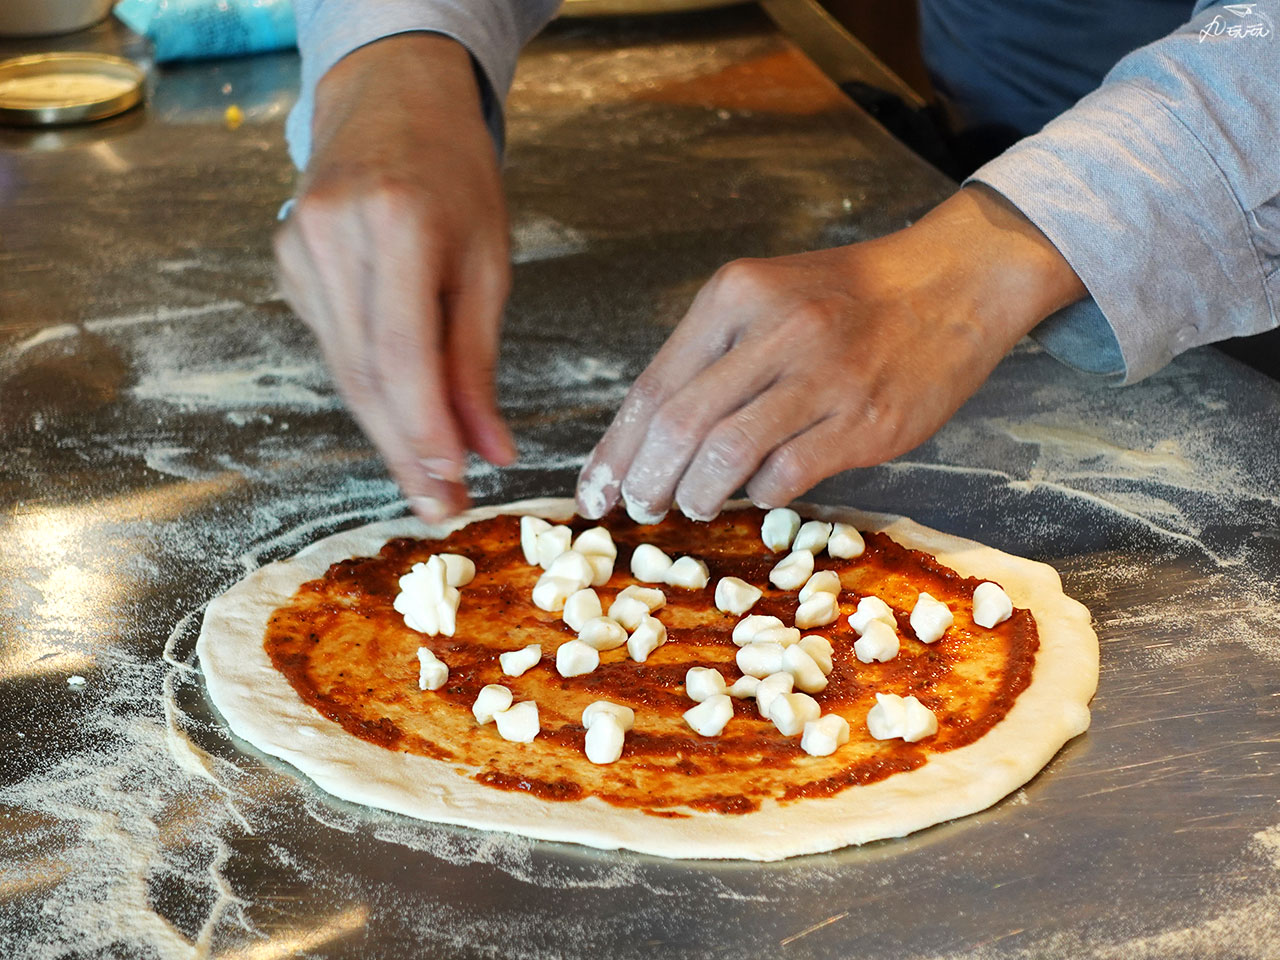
[[547, 549, 595, 591], [585, 553, 615, 587], [499, 643, 542, 677], [715, 576, 763, 615], [630, 543, 674, 583], [439, 553, 476, 588], [866, 692, 937, 742], [736, 642, 785, 678], [754, 624, 801, 647], [910, 591, 954, 644], [685, 667, 728, 702], [665, 556, 710, 589], [531, 573, 579, 613], [754, 672, 794, 717], [67, 675, 87, 687], [768, 691, 821, 736], [520, 516, 551, 565], [854, 619, 900, 663], [732, 614, 784, 646], [798, 635, 834, 675], [535, 524, 573, 569], [556, 639, 601, 677], [584, 715, 626, 764], [798, 570, 841, 603], [827, 522, 865, 559], [493, 701, 540, 743], [761, 507, 801, 552], [848, 595, 897, 635], [801, 714, 851, 757], [394, 558, 449, 634], [792, 520, 833, 554], [608, 595, 650, 632], [768, 550, 814, 591], [577, 616, 628, 651], [582, 700, 635, 732], [616, 584, 667, 611], [435, 586, 460, 637], [727, 675, 761, 698], [627, 615, 667, 662], [782, 644, 828, 693], [973, 581, 1014, 628], [562, 588, 603, 632], [683, 693, 733, 737], [416, 647, 448, 691], [572, 526, 617, 560], [795, 593, 840, 629], [472, 684, 513, 724]]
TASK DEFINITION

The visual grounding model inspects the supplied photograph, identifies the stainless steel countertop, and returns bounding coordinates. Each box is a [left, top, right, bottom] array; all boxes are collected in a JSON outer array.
[[2, 9, 1279, 959]]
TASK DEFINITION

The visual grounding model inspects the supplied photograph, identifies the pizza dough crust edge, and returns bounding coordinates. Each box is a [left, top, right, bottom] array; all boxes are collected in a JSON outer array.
[[196, 497, 1098, 861]]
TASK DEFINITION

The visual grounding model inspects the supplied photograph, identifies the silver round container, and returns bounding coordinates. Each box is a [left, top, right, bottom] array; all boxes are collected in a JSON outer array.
[[0, 0, 115, 38]]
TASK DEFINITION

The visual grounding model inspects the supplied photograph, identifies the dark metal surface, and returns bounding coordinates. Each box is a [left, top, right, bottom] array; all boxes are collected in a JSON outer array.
[[2, 9, 1279, 959]]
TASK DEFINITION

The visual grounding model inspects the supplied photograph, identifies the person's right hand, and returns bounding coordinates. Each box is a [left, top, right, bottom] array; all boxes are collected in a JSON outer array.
[[274, 34, 516, 523]]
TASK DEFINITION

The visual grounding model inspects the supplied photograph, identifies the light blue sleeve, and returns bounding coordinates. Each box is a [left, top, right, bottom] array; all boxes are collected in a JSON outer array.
[[285, 0, 562, 170], [968, 0, 1280, 383]]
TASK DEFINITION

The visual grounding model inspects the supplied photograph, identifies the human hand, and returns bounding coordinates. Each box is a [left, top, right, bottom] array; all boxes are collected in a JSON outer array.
[[274, 34, 516, 523], [575, 185, 1087, 522]]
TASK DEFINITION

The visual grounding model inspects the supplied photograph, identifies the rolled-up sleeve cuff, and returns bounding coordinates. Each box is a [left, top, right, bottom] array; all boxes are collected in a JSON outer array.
[[967, 79, 1272, 383], [286, 3, 522, 170]]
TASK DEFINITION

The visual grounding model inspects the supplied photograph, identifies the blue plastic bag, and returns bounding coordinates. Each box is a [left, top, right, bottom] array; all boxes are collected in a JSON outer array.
[[115, 0, 297, 63]]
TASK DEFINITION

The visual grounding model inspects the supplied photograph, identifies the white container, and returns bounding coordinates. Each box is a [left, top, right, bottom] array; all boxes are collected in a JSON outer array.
[[0, 0, 115, 38]]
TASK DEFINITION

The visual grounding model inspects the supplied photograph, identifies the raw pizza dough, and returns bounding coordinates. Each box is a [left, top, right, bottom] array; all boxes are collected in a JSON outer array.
[[197, 498, 1097, 861]]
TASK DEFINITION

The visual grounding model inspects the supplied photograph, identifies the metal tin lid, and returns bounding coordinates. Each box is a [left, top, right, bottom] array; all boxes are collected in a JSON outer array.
[[0, 52, 144, 126]]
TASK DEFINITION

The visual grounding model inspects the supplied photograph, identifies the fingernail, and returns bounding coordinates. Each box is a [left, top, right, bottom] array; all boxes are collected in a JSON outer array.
[[411, 495, 449, 523], [420, 458, 464, 483]]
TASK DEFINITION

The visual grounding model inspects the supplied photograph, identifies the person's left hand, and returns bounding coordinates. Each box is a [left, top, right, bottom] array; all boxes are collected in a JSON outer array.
[[574, 185, 1087, 522]]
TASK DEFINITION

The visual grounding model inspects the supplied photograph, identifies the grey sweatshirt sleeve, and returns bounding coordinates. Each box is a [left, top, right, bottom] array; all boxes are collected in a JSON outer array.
[[285, 0, 562, 170], [968, 0, 1280, 383]]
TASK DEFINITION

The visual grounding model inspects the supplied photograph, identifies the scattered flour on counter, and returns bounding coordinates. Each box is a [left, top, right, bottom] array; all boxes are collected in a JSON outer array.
[[511, 214, 588, 264]]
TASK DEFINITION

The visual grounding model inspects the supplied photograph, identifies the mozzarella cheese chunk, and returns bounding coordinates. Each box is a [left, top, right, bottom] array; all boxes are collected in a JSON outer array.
[[572, 526, 617, 560], [685, 667, 728, 702], [798, 570, 841, 603], [585, 553, 615, 587], [732, 614, 784, 646], [416, 647, 448, 691], [493, 701, 540, 743], [754, 672, 794, 717], [826, 522, 865, 559], [754, 624, 802, 647], [768, 691, 821, 736], [848, 595, 897, 635], [556, 639, 601, 677], [531, 573, 579, 613], [769, 550, 814, 591], [472, 684, 513, 724], [520, 516, 551, 565], [577, 616, 628, 651], [435, 586, 460, 637], [666, 556, 710, 589], [715, 576, 763, 615], [866, 692, 937, 742], [439, 553, 476, 588], [727, 675, 761, 698], [736, 642, 785, 678], [562, 588, 603, 632], [795, 592, 840, 629], [499, 643, 542, 677], [584, 715, 626, 764], [910, 591, 954, 644], [792, 520, 833, 554], [608, 595, 650, 632], [547, 549, 595, 591], [782, 644, 828, 693], [853, 619, 900, 663], [630, 543, 674, 582], [761, 507, 801, 552], [683, 693, 733, 737], [801, 714, 851, 757], [582, 700, 635, 732], [535, 525, 573, 569], [627, 615, 667, 662], [798, 635, 834, 674], [973, 581, 1014, 628], [616, 584, 666, 611], [394, 557, 451, 635]]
